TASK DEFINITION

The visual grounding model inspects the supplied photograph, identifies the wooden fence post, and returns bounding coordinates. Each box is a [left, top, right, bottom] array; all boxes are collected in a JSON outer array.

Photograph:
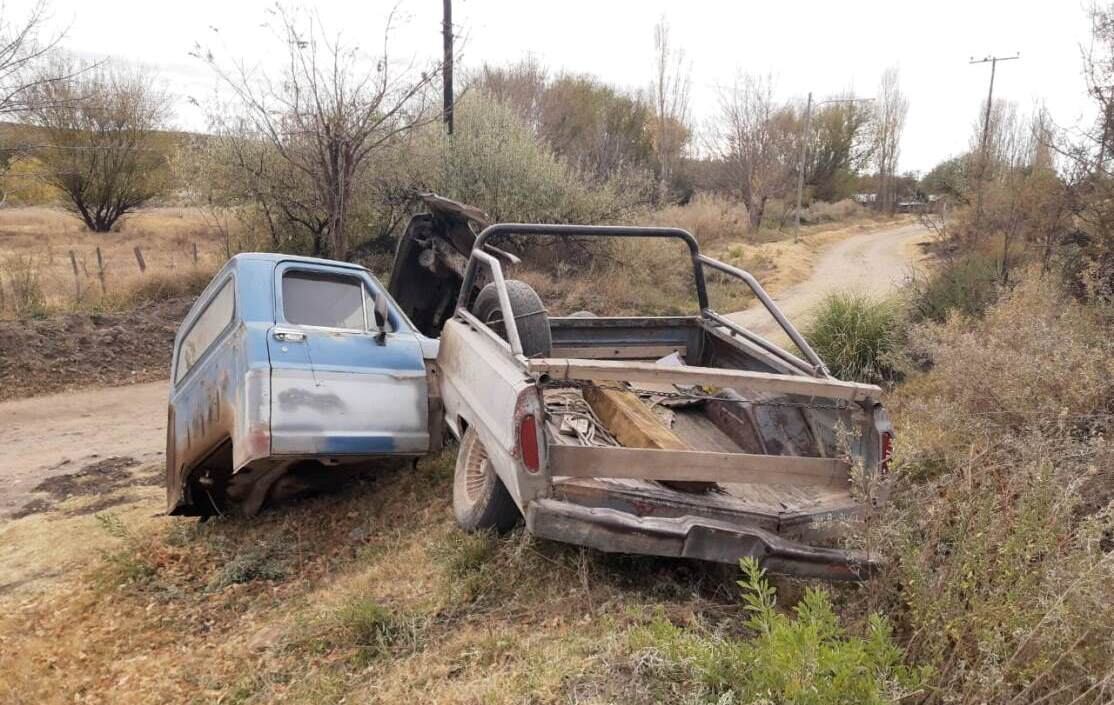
[[133, 246, 146, 273], [68, 250, 81, 300], [95, 246, 106, 294]]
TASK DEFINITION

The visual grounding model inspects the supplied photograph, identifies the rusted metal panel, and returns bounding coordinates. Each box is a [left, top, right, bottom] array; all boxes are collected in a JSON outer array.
[[526, 499, 877, 580]]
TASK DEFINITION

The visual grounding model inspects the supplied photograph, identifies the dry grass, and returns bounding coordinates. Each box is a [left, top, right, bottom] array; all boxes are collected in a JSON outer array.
[[0, 450, 753, 705], [0, 206, 226, 318], [864, 272, 1114, 704]]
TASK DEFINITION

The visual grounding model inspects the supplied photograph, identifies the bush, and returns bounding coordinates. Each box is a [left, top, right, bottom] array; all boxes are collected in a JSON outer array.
[[631, 557, 921, 704], [873, 273, 1114, 704], [801, 198, 866, 225], [427, 94, 650, 226], [806, 293, 902, 383], [901, 275, 1114, 451], [645, 193, 749, 247], [907, 251, 1001, 323]]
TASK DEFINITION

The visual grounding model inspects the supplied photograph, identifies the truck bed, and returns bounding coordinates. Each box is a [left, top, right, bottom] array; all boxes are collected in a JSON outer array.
[[537, 315, 876, 546], [546, 404, 859, 544]]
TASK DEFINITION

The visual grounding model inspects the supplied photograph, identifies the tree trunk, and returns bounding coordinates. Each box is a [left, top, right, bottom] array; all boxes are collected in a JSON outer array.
[[747, 195, 767, 231]]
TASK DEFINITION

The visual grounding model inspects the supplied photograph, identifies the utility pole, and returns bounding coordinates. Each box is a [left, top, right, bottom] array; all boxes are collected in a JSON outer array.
[[442, 0, 454, 134], [970, 53, 1019, 230], [794, 93, 872, 240], [794, 91, 812, 240]]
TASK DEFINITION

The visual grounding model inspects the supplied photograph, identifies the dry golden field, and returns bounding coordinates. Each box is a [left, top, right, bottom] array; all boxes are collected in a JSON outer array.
[[0, 206, 225, 318]]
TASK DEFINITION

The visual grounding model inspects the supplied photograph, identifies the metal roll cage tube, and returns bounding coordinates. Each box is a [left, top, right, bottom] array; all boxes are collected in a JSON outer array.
[[458, 223, 829, 376]]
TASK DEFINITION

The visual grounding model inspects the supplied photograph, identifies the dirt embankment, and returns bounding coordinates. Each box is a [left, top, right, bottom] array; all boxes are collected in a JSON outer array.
[[0, 297, 192, 401]]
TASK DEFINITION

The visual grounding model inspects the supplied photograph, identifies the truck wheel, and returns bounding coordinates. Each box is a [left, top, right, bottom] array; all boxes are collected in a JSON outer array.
[[471, 280, 552, 357], [453, 427, 520, 532]]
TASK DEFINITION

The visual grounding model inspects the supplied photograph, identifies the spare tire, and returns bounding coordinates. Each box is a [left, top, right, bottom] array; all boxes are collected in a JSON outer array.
[[471, 280, 552, 357]]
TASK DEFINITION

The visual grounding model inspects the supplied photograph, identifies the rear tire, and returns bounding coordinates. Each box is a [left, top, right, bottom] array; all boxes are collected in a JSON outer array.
[[453, 428, 521, 532], [471, 280, 552, 357]]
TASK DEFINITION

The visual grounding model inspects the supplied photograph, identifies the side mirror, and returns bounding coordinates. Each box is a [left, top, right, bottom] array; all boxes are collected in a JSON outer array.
[[373, 293, 390, 345]]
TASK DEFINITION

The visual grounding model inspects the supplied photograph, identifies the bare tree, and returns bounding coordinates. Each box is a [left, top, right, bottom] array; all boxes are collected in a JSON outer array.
[[200, 5, 440, 260], [873, 67, 909, 213], [0, 1, 67, 117], [712, 74, 797, 231], [25, 58, 171, 232], [474, 56, 547, 130], [649, 17, 691, 202]]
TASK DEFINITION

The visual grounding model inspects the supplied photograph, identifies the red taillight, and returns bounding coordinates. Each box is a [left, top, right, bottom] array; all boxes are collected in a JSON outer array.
[[518, 413, 540, 473], [880, 431, 894, 473]]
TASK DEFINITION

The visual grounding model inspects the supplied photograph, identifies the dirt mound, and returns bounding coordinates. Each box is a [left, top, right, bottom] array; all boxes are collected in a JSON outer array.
[[0, 297, 192, 401]]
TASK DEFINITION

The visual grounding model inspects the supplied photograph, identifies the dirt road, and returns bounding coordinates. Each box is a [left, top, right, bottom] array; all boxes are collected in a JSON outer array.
[[0, 381, 168, 516], [0, 221, 928, 517], [728, 222, 929, 337]]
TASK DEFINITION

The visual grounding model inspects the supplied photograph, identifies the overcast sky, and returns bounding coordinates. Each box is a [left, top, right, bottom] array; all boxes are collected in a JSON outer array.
[[22, 0, 1098, 174]]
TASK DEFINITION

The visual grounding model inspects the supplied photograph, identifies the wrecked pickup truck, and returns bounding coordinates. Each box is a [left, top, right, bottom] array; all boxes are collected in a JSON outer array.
[[167, 195, 892, 579]]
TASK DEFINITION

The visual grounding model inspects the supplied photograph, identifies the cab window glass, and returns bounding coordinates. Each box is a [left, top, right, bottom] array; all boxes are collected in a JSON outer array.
[[175, 278, 235, 383], [282, 271, 365, 330]]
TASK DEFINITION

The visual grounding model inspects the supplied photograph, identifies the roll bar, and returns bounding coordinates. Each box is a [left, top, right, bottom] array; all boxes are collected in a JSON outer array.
[[458, 223, 829, 376]]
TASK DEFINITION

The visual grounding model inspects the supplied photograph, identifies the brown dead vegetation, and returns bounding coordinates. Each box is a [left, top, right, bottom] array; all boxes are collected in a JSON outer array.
[[0, 451, 751, 705], [0, 206, 223, 319]]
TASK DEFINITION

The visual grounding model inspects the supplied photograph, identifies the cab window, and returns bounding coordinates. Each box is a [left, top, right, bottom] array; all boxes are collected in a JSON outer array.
[[282, 270, 366, 330], [175, 278, 235, 383]]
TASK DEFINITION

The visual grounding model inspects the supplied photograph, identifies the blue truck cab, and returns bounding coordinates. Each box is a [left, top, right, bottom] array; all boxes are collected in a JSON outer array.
[[166, 253, 440, 516]]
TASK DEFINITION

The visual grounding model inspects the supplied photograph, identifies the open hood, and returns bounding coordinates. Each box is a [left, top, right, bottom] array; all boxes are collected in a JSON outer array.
[[388, 193, 518, 337]]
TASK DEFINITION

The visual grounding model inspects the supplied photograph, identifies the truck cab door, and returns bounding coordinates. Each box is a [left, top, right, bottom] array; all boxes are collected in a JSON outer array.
[[266, 261, 430, 456]]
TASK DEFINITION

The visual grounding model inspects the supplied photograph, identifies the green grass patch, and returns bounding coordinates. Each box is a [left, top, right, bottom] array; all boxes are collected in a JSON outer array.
[[806, 293, 902, 383]]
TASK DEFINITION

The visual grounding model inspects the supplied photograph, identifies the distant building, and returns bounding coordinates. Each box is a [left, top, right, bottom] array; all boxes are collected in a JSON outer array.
[[896, 200, 928, 213]]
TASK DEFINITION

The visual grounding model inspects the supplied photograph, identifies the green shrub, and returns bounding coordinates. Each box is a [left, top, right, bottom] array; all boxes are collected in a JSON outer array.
[[908, 251, 1001, 323], [429, 94, 650, 226], [806, 293, 902, 383], [630, 557, 922, 704]]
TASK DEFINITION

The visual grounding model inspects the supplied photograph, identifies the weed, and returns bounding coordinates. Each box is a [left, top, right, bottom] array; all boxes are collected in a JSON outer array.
[[630, 558, 921, 704], [1, 254, 46, 318], [429, 528, 500, 605], [434, 529, 498, 578], [208, 545, 288, 589], [333, 596, 423, 665], [92, 512, 159, 588]]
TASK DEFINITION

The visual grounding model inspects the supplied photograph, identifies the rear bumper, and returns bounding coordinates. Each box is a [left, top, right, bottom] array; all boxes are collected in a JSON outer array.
[[525, 498, 878, 581]]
